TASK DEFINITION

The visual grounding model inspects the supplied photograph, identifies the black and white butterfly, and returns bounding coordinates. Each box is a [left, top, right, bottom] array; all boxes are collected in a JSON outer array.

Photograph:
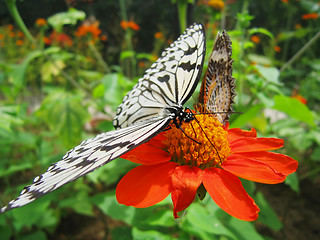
[[0, 23, 206, 213]]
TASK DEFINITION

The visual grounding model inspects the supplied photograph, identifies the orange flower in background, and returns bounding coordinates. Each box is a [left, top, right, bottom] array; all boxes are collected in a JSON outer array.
[[36, 18, 47, 27], [0, 34, 3, 40], [292, 95, 307, 104], [274, 46, 281, 52], [198, 0, 225, 10], [47, 31, 73, 47], [76, 22, 101, 39], [16, 40, 23, 46], [9, 31, 15, 38], [302, 13, 318, 20], [43, 36, 51, 45], [281, 0, 289, 3], [154, 32, 164, 40], [120, 20, 140, 31], [138, 61, 146, 68], [100, 35, 108, 41], [291, 89, 307, 104], [251, 35, 261, 44], [116, 114, 298, 221], [7, 24, 14, 31], [295, 23, 302, 29]]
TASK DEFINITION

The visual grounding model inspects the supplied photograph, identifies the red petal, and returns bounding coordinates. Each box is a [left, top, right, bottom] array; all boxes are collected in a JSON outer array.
[[121, 144, 170, 165], [227, 127, 257, 143], [120, 132, 170, 165], [203, 168, 259, 221], [222, 157, 286, 184], [171, 166, 204, 218], [230, 137, 284, 153], [231, 152, 298, 175], [116, 162, 177, 208]]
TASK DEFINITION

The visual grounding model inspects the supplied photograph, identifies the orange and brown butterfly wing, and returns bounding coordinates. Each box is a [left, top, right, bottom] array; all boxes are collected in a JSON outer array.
[[196, 31, 236, 125]]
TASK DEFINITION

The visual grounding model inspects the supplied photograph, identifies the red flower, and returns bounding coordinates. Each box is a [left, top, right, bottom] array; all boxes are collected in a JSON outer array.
[[75, 23, 101, 39], [116, 115, 298, 221], [291, 94, 307, 104], [302, 13, 318, 20], [120, 20, 140, 31], [35, 18, 47, 27], [47, 31, 73, 47]]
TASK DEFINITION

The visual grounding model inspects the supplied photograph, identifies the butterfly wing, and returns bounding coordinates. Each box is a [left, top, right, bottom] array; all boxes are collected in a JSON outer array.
[[1, 23, 206, 213], [0, 118, 170, 213], [196, 31, 236, 125], [113, 23, 206, 129]]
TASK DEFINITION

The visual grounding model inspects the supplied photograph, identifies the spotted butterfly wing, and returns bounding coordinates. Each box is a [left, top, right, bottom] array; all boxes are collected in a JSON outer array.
[[114, 24, 205, 129], [1, 23, 205, 213], [195, 31, 236, 125]]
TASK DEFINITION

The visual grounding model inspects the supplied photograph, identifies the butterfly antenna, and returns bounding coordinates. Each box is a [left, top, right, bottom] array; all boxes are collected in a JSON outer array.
[[193, 111, 243, 116], [189, 111, 222, 164], [173, 119, 201, 145]]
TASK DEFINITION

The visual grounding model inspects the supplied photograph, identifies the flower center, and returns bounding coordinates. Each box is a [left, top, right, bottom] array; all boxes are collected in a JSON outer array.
[[164, 115, 230, 169]]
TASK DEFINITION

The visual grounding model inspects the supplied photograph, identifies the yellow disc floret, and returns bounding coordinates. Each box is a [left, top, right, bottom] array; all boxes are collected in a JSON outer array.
[[165, 115, 230, 169]]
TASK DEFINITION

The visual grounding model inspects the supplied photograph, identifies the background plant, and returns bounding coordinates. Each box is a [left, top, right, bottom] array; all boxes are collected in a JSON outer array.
[[0, 0, 319, 239]]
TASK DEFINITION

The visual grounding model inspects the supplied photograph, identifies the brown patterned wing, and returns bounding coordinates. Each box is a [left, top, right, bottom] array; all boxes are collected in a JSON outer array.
[[196, 31, 236, 125]]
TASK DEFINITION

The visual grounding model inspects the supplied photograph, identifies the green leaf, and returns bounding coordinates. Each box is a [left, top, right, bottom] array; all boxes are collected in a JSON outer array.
[[90, 191, 137, 225], [8, 50, 43, 90], [183, 203, 236, 239], [0, 226, 12, 240], [273, 95, 315, 127], [41, 60, 66, 83], [120, 51, 135, 61], [59, 191, 94, 216], [0, 162, 33, 177], [248, 28, 274, 39], [111, 226, 132, 240], [37, 91, 89, 148], [11, 197, 54, 231], [228, 218, 264, 240], [255, 192, 282, 231], [311, 147, 320, 162], [285, 172, 300, 193], [92, 83, 105, 98], [47, 8, 85, 32], [132, 227, 172, 240], [247, 54, 272, 66], [143, 209, 175, 227], [101, 73, 127, 109], [17, 230, 47, 240], [0, 105, 23, 133], [254, 65, 281, 85], [230, 104, 264, 128]]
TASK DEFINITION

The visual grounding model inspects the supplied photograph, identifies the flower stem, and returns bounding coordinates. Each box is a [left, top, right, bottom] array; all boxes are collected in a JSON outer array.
[[5, 0, 36, 45], [280, 31, 320, 73], [88, 41, 110, 73]]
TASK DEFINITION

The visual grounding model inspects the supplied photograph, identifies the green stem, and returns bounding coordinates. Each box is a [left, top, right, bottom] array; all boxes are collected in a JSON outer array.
[[236, 0, 250, 107], [280, 31, 320, 73], [88, 41, 110, 73], [177, 0, 188, 33], [5, 0, 36, 45], [119, 0, 136, 78]]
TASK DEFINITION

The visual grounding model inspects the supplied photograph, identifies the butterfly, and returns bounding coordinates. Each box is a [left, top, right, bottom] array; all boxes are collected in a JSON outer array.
[[195, 31, 236, 124], [0, 23, 206, 213]]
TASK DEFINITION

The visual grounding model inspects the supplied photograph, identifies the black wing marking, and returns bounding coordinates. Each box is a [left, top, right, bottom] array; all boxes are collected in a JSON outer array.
[[0, 117, 171, 213], [113, 23, 206, 129]]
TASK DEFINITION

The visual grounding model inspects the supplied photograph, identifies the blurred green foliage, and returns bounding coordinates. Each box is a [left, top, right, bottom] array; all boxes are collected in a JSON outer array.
[[0, 0, 319, 239]]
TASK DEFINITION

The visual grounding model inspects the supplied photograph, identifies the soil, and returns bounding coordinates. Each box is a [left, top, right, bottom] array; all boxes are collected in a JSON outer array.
[[256, 178, 320, 240]]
